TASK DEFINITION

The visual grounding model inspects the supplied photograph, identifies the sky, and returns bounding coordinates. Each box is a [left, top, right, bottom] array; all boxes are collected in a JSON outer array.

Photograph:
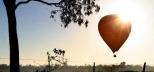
[[1, 0, 154, 66]]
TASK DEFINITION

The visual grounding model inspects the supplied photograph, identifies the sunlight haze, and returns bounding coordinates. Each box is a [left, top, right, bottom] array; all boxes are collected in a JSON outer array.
[[0, 0, 154, 66]]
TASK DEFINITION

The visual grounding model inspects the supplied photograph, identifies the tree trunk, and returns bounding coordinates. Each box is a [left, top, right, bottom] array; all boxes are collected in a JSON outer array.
[[3, 0, 20, 72]]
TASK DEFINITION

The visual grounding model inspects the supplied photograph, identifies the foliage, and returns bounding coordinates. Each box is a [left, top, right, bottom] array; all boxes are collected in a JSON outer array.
[[50, 0, 100, 28], [16, 0, 100, 28], [47, 48, 68, 65]]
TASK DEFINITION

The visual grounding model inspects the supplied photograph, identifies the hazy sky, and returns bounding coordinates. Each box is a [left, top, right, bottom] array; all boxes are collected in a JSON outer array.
[[1, 0, 154, 66]]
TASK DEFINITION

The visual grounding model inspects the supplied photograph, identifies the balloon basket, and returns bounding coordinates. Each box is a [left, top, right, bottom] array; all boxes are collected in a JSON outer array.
[[113, 54, 116, 57]]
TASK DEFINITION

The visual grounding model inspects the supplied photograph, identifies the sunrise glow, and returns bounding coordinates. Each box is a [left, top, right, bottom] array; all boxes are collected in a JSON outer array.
[[1, 0, 154, 66], [118, 14, 130, 23]]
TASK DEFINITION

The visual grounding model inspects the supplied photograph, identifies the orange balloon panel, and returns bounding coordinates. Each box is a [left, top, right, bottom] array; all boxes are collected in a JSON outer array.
[[98, 14, 131, 53]]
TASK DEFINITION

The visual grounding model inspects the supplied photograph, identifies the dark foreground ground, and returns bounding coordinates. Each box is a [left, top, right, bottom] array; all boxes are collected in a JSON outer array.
[[1, 63, 154, 72]]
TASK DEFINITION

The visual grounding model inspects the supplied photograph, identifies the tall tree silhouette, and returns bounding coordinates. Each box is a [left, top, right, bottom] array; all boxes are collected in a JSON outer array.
[[2, 0, 100, 72]]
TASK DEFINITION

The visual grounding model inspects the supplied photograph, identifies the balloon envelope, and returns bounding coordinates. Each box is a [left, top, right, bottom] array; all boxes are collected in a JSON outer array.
[[98, 14, 131, 53]]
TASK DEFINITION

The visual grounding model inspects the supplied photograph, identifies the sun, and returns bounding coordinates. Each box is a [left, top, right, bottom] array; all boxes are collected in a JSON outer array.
[[102, 0, 147, 25], [104, 0, 148, 32], [118, 14, 130, 23]]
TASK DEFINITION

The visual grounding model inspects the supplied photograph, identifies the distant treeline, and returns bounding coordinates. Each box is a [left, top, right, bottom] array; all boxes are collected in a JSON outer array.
[[1, 63, 154, 72]]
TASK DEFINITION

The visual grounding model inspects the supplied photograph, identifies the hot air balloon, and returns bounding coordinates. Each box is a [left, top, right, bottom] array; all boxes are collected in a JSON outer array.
[[98, 14, 131, 57]]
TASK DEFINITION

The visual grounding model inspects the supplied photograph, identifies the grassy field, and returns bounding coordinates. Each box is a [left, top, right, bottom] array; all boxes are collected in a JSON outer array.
[[1, 63, 154, 72]]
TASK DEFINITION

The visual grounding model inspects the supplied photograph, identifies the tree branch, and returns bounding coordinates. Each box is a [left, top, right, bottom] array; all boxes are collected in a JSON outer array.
[[15, 0, 62, 10], [16, 0, 31, 9]]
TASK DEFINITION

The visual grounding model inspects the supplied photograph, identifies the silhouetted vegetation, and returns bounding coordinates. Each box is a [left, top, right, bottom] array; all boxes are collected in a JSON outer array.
[[47, 48, 68, 72], [1, 62, 154, 72], [2, 0, 100, 72]]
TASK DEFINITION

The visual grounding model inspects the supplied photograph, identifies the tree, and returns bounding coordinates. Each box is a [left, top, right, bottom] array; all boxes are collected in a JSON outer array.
[[2, 0, 100, 72], [47, 48, 67, 72]]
